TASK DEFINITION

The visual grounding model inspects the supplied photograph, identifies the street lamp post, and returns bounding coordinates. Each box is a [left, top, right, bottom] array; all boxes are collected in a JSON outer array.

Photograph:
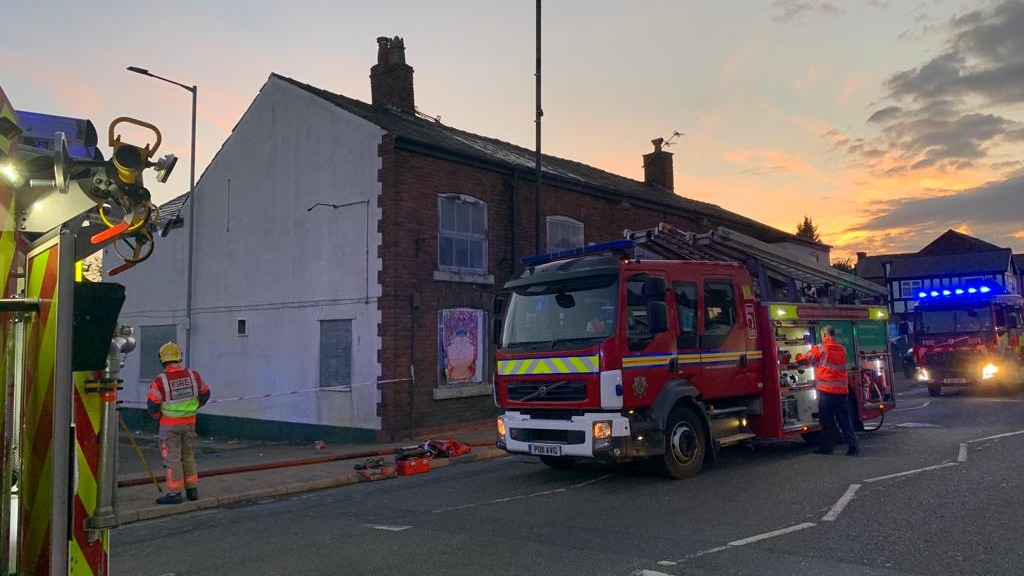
[[127, 66, 197, 365]]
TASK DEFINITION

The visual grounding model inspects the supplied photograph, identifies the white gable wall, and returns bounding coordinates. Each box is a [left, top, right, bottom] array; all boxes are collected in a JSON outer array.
[[111, 76, 384, 430]]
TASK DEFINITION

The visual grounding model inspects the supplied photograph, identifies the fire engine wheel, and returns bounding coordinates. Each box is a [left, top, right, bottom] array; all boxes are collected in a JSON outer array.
[[928, 386, 942, 397], [659, 406, 705, 479], [538, 455, 576, 470]]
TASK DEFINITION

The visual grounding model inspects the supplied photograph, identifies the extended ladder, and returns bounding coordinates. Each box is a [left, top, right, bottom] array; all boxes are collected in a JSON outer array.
[[624, 223, 888, 304]]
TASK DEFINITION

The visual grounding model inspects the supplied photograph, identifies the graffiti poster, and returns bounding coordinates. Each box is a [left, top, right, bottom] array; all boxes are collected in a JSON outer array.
[[438, 308, 485, 385]]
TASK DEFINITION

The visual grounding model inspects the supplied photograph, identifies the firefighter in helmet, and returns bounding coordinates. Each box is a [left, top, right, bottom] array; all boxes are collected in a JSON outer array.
[[147, 342, 211, 504]]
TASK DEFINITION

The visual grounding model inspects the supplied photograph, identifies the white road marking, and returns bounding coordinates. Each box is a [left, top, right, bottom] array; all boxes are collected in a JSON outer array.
[[967, 429, 1024, 443], [822, 484, 861, 522], [571, 474, 614, 488], [864, 462, 958, 483], [631, 570, 675, 576], [896, 422, 942, 428], [958, 443, 968, 462], [367, 524, 411, 531], [431, 475, 611, 513], [890, 401, 930, 412], [727, 522, 817, 546]]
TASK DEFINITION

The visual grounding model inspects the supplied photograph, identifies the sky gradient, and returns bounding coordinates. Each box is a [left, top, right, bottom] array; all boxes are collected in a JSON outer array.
[[3, 0, 1022, 261]]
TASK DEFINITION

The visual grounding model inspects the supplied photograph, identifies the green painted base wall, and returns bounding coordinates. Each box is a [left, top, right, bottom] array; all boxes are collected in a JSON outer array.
[[118, 408, 378, 444]]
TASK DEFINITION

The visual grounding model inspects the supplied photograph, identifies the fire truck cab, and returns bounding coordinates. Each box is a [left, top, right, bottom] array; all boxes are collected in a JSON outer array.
[[912, 285, 1024, 396], [494, 225, 895, 479]]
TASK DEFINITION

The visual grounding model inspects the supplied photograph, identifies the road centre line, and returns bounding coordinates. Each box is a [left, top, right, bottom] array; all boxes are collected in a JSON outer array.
[[367, 524, 411, 531], [728, 522, 817, 546], [431, 475, 611, 513], [822, 484, 861, 522], [890, 401, 930, 412], [967, 429, 1024, 443], [958, 443, 968, 462], [864, 462, 958, 483]]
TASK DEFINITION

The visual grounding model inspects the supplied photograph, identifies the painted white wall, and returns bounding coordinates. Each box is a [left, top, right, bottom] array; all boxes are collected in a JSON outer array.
[[110, 76, 384, 430]]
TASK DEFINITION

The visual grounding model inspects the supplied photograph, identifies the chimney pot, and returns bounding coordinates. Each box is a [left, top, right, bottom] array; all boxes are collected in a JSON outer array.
[[856, 251, 867, 261], [370, 35, 415, 114], [642, 138, 674, 191]]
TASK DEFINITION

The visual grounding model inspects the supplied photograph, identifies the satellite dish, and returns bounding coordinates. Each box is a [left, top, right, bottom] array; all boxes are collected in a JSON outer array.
[[54, 132, 71, 194]]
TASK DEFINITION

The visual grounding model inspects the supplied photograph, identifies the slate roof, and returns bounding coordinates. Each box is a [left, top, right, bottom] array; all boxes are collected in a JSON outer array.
[[888, 249, 1013, 279], [917, 229, 1002, 256], [855, 253, 916, 280], [269, 73, 818, 247]]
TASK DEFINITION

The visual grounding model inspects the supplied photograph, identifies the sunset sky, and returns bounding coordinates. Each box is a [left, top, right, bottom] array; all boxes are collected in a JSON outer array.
[[3, 0, 1022, 261]]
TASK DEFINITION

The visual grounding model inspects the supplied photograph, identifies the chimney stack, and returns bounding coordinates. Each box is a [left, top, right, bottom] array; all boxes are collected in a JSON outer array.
[[856, 251, 867, 262], [643, 138, 674, 191], [370, 36, 415, 114]]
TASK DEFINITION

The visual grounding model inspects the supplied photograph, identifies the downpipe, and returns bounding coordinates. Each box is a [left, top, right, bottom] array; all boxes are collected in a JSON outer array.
[[86, 327, 135, 533]]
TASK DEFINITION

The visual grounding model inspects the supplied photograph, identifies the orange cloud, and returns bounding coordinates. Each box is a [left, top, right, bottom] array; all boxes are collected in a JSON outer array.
[[836, 74, 866, 106], [793, 65, 820, 91]]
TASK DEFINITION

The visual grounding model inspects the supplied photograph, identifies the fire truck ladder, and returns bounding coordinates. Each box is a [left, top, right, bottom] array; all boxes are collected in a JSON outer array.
[[625, 223, 888, 303]]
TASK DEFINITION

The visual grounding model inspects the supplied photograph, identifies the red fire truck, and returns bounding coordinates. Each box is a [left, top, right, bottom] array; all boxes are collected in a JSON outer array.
[[494, 225, 895, 478], [911, 285, 1024, 396]]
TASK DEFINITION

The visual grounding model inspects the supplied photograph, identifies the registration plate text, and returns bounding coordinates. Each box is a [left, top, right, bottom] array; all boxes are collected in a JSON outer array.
[[528, 444, 563, 456]]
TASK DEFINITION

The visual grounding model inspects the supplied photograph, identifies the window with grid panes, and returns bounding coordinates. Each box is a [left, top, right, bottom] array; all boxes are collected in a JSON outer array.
[[438, 195, 487, 274], [546, 216, 584, 252]]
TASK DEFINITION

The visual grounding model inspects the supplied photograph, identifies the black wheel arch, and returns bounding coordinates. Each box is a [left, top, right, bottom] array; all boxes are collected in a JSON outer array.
[[651, 379, 716, 462]]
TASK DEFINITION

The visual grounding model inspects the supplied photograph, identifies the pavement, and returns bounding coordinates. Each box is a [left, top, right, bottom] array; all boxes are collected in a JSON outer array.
[[115, 419, 504, 525]]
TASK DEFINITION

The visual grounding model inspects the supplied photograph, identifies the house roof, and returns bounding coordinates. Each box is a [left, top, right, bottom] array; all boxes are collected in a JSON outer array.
[[917, 229, 1001, 255], [889, 249, 1013, 279], [855, 253, 916, 280], [268, 73, 819, 248]]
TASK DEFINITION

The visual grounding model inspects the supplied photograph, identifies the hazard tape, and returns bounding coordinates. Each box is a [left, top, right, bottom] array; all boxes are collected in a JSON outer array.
[[120, 377, 414, 406]]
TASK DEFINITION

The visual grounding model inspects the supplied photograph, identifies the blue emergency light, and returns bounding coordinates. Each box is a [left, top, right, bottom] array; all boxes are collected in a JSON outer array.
[[521, 239, 635, 266], [917, 284, 999, 299]]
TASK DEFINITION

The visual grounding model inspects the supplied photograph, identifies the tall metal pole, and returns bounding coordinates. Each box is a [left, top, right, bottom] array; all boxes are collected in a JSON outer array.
[[185, 86, 197, 365], [534, 0, 543, 255], [126, 67, 197, 365]]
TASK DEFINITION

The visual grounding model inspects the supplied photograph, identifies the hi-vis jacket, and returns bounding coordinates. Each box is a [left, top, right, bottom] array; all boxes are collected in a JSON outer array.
[[806, 337, 849, 395], [147, 366, 211, 425]]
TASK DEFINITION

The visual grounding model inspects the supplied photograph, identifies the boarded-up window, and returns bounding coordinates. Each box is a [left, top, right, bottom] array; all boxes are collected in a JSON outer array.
[[140, 325, 178, 380], [319, 319, 352, 388]]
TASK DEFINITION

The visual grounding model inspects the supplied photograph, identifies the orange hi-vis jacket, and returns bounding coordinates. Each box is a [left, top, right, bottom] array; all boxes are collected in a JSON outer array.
[[147, 366, 210, 425], [806, 337, 849, 395]]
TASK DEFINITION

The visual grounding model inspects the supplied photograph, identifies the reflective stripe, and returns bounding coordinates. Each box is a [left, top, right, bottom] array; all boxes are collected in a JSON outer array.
[[497, 355, 599, 375], [820, 347, 846, 371]]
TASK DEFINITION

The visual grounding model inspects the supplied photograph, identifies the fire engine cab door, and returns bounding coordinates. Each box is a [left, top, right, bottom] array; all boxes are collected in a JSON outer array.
[[672, 279, 702, 383], [699, 277, 755, 397]]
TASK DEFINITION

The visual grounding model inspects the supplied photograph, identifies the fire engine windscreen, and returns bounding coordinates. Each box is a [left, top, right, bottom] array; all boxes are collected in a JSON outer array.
[[916, 307, 992, 334], [501, 274, 618, 350]]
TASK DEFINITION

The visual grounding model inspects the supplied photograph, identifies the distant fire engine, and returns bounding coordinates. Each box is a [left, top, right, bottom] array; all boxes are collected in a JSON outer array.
[[912, 285, 1024, 396]]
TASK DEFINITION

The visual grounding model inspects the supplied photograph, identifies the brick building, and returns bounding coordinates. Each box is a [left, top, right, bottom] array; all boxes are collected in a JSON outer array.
[[111, 36, 823, 442]]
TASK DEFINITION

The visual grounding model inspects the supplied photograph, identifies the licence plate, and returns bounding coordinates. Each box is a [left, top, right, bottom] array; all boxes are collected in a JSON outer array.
[[528, 444, 563, 456], [942, 378, 967, 384]]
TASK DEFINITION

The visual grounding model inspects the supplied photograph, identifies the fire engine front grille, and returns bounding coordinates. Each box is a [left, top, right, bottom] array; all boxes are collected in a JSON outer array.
[[509, 428, 587, 445], [925, 352, 977, 373], [506, 380, 587, 402]]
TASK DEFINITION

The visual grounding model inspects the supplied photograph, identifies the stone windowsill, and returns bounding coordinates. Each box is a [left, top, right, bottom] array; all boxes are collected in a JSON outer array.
[[432, 382, 492, 400], [433, 270, 495, 285]]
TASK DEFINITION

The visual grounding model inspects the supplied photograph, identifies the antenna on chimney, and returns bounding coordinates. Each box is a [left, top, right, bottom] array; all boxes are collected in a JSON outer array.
[[663, 130, 684, 147]]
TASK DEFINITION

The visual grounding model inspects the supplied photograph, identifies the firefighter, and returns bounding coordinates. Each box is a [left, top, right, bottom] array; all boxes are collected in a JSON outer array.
[[803, 325, 860, 456], [147, 342, 211, 504]]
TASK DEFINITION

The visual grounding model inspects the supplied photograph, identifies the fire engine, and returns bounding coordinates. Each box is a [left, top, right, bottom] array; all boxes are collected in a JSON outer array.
[[2, 84, 175, 575], [493, 224, 896, 478], [911, 285, 1024, 396]]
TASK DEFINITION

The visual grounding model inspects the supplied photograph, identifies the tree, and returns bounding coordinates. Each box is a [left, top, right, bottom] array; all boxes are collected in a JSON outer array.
[[796, 215, 820, 243], [832, 257, 854, 274]]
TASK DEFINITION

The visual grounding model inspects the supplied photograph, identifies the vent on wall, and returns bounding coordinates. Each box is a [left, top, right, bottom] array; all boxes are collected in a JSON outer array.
[[237, 318, 247, 337]]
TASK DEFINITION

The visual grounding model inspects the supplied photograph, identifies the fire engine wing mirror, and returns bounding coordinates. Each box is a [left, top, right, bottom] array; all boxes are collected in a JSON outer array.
[[647, 301, 668, 333], [492, 318, 503, 347], [493, 293, 507, 315]]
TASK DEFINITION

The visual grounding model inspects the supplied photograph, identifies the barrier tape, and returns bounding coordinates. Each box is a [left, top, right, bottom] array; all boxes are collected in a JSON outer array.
[[120, 377, 414, 406]]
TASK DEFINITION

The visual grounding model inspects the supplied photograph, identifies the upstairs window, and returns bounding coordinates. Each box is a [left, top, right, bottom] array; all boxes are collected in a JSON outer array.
[[438, 194, 487, 274], [546, 216, 584, 252]]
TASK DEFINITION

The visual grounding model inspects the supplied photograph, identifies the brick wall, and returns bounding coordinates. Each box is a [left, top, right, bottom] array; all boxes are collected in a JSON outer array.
[[375, 142, 712, 440]]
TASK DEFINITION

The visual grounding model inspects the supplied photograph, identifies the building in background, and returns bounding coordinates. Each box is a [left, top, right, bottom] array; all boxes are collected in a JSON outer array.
[[856, 229, 1021, 327], [111, 36, 824, 442]]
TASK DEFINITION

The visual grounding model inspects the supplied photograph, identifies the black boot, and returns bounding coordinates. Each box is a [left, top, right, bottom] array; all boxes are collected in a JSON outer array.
[[155, 492, 182, 505], [186, 487, 199, 501]]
